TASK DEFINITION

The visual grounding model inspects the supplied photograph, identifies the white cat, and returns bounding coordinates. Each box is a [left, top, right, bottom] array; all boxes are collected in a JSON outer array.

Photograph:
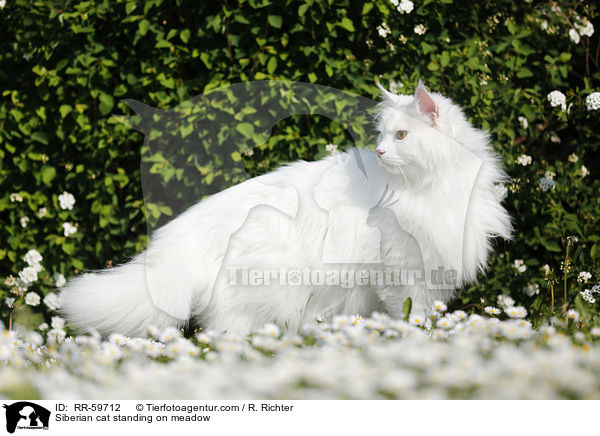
[[59, 81, 512, 336]]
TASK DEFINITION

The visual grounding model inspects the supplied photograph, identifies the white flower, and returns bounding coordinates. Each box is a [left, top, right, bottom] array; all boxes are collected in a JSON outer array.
[[538, 177, 555, 192], [581, 165, 589, 178], [53, 273, 66, 288], [542, 264, 551, 276], [580, 289, 596, 304], [586, 92, 600, 111], [23, 249, 42, 266], [569, 28, 580, 44], [5, 297, 15, 308], [547, 90, 566, 111], [435, 317, 455, 329], [389, 80, 403, 93], [18, 266, 39, 284], [568, 153, 578, 163], [63, 222, 77, 237], [518, 116, 528, 129], [20, 216, 29, 228], [51, 316, 65, 330], [524, 283, 540, 297], [326, 144, 338, 153], [432, 300, 447, 312], [43, 292, 61, 310], [414, 24, 427, 35], [484, 306, 501, 315], [38, 322, 48, 331], [9, 193, 23, 203], [505, 306, 527, 319], [258, 323, 281, 337], [159, 327, 182, 342], [37, 207, 48, 218], [578, 272, 592, 283], [397, 0, 414, 14], [47, 328, 66, 344], [515, 154, 532, 166], [575, 19, 594, 37], [409, 313, 425, 326], [377, 23, 390, 38], [591, 327, 600, 338], [497, 295, 515, 308], [24, 292, 40, 306], [58, 192, 76, 210], [566, 309, 580, 322], [513, 259, 527, 273]]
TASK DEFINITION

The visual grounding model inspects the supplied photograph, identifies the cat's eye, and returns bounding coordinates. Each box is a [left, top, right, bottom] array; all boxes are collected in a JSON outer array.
[[395, 130, 408, 140]]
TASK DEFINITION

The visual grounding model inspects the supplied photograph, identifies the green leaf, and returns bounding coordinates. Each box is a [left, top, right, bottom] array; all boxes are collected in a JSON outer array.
[[403, 297, 413, 321], [59, 104, 72, 118], [41, 166, 56, 186], [268, 15, 282, 28], [31, 131, 49, 145], [236, 122, 255, 138], [517, 68, 533, 78], [339, 17, 355, 32], [440, 51, 450, 67], [139, 19, 150, 36], [180, 29, 191, 44], [267, 57, 277, 75]]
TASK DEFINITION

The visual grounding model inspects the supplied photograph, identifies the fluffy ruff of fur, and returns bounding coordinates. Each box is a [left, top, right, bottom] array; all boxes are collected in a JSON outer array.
[[60, 84, 512, 337]]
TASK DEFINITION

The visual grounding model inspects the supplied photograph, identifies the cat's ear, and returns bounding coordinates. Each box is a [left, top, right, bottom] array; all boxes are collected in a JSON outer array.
[[376, 80, 400, 104], [414, 80, 439, 125], [115, 99, 162, 132]]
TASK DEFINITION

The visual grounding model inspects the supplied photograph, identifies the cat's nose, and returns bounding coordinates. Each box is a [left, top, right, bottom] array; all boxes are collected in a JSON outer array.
[[376, 149, 385, 157]]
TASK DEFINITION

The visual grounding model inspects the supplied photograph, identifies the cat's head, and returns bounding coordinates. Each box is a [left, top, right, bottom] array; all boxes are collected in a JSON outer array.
[[374, 80, 491, 186]]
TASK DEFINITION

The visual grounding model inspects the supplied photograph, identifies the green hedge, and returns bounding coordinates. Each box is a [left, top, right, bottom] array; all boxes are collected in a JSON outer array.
[[0, 0, 599, 332]]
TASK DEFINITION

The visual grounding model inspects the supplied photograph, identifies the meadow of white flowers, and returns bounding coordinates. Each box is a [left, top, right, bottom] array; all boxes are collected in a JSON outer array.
[[1, 301, 600, 400]]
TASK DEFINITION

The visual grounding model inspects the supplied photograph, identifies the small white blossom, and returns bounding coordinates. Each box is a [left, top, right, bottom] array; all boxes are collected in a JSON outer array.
[[25, 292, 40, 306], [524, 283, 540, 297], [497, 295, 515, 308], [575, 19, 594, 37], [581, 165, 589, 178], [326, 144, 338, 153], [538, 177, 555, 192], [259, 323, 281, 337], [569, 28, 580, 44], [516, 154, 532, 166], [414, 24, 427, 35], [547, 90, 566, 111], [566, 309, 580, 322], [586, 92, 600, 111], [484, 306, 501, 315], [54, 273, 66, 288], [580, 289, 596, 304], [397, 0, 414, 14], [159, 327, 182, 342], [37, 207, 48, 218], [63, 222, 78, 237], [389, 80, 403, 93], [5, 297, 15, 308], [18, 266, 39, 284], [518, 116, 528, 129], [568, 153, 579, 163], [20, 216, 29, 228], [377, 23, 391, 38], [58, 192, 76, 210], [578, 272, 592, 283], [409, 313, 425, 326], [51, 316, 65, 330], [591, 327, 600, 338], [513, 259, 527, 273], [43, 292, 61, 310], [9, 193, 23, 203], [505, 306, 528, 319], [38, 322, 48, 331], [23, 249, 42, 266], [432, 300, 447, 312]]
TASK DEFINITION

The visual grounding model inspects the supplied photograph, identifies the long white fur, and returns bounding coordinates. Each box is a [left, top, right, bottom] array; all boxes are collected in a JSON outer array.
[[59, 83, 512, 336]]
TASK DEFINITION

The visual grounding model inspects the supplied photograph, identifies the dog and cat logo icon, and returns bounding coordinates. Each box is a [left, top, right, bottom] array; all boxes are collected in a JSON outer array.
[[2, 402, 50, 433]]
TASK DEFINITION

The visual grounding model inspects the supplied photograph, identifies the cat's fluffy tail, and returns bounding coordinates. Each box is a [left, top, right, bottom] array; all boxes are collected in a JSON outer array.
[[59, 255, 185, 337]]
